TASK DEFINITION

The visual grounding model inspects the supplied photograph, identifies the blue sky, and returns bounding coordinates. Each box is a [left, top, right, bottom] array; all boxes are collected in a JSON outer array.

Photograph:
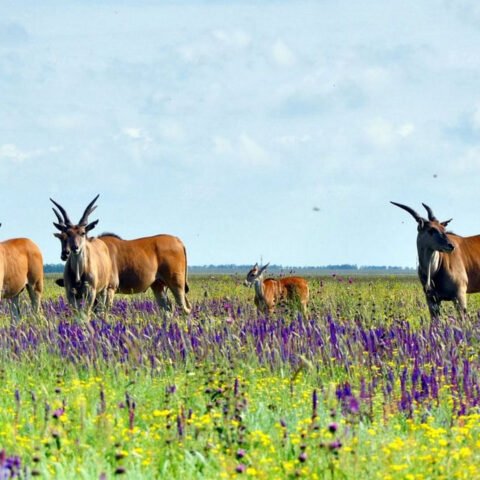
[[1, 0, 480, 267]]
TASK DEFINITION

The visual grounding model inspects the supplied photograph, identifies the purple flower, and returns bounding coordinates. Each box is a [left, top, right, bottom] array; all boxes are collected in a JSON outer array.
[[235, 464, 246, 474], [236, 449, 246, 459], [52, 408, 65, 419], [328, 422, 338, 433]]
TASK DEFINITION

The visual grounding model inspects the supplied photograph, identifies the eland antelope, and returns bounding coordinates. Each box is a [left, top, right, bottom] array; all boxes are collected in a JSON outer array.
[[51, 195, 114, 315], [0, 224, 43, 318], [391, 201, 480, 319], [245, 263, 309, 315], [52, 203, 191, 315]]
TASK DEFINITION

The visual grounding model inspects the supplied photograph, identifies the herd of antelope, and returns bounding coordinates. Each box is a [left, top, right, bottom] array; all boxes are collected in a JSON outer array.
[[0, 196, 479, 321]]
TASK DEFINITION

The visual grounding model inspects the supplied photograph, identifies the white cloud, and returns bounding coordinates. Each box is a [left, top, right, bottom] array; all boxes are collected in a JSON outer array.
[[158, 122, 185, 142], [212, 29, 251, 48], [0, 144, 29, 162], [364, 119, 415, 148], [276, 134, 312, 146], [272, 39, 295, 67], [123, 127, 143, 140], [0, 144, 61, 163], [213, 136, 233, 155], [398, 123, 415, 137], [471, 104, 480, 131], [239, 134, 271, 166], [179, 28, 251, 64], [212, 134, 271, 166], [452, 146, 480, 174]]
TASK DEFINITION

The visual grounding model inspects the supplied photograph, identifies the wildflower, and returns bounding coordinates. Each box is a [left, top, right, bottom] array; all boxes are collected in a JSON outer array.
[[52, 408, 64, 419], [235, 464, 246, 474], [328, 423, 338, 434], [236, 449, 246, 459], [328, 440, 342, 450], [298, 452, 307, 463]]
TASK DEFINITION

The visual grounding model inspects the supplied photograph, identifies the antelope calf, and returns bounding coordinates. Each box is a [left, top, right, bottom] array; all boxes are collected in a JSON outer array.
[[0, 224, 43, 318], [245, 263, 309, 315], [51, 195, 114, 316], [391, 201, 480, 319]]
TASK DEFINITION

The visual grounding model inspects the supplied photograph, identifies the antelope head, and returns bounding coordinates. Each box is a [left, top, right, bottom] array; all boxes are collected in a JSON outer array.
[[391, 201, 455, 253], [50, 195, 100, 257], [244, 263, 270, 287]]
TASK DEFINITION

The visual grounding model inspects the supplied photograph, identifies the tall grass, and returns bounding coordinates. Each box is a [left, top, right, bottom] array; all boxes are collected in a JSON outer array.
[[1, 274, 480, 479]]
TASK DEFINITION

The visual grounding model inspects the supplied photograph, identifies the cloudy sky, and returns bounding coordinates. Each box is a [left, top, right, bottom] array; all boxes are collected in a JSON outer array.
[[1, 0, 480, 267]]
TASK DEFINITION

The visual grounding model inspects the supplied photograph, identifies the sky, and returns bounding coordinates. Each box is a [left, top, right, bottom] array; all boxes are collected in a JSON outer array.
[[1, 0, 480, 267]]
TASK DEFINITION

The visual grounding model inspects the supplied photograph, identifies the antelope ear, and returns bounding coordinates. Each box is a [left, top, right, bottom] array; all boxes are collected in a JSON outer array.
[[53, 233, 63, 239], [416, 219, 425, 231], [85, 219, 99, 232], [441, 218, 453, 227]]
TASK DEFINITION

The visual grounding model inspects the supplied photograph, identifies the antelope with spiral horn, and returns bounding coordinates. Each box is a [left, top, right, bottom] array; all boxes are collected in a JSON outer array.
[[391, 201, 480, 319]]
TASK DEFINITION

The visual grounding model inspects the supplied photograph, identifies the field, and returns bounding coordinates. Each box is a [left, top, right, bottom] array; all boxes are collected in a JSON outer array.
[[1, 273, 480, 479]]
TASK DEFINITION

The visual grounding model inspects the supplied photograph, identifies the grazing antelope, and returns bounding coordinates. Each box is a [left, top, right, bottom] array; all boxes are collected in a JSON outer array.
[[0, 223, 43, 318], [52, 206, 191, 315], [51, 195, 114, 316], [391, 201, 480, 319], [244, 263, 309, 315]]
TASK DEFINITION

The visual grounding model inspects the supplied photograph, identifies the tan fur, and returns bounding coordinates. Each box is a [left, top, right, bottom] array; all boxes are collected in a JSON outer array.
[[392, 201, 480, 319], [63, 237, 114, 315], [0, 237, 43, 315], [245, 264, 309, 315], [99, 234, 191, 314]]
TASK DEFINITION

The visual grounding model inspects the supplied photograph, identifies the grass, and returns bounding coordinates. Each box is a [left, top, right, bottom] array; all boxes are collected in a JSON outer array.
[[1, 273, 480, 478]]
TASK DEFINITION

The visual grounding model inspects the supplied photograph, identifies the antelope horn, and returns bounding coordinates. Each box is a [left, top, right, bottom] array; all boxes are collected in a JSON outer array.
[[52, 207, 64, 225], [422, 203, 437, 222], [78, 194, 100, 226], [50, 198, 73, 226], [390, 201, 424, 224]]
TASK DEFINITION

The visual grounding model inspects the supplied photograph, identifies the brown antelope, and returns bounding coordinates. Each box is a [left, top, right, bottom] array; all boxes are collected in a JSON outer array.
[[51, 195, 114, 315], [391, 201, 480, 319], [244, 263, 309, 315], [0, 223, 43, 318], [52, 205, 191, 315]]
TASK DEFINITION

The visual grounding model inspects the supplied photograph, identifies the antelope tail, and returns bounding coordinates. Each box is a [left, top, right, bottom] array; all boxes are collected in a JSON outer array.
[[184, 245, 190, 294]]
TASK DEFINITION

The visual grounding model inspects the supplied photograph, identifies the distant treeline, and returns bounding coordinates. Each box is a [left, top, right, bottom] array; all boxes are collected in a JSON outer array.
[[187, 264, 415, 275], [44, 263, 415, 275]]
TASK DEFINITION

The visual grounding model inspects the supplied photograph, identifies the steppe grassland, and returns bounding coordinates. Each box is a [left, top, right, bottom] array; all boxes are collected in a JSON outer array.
[[0, 274, 480, 478]]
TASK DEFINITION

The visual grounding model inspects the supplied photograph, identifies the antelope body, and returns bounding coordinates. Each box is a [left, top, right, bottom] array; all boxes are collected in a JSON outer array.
[[0, 228, 43, 317], [52, 207, 191, 314], [98, 234, 191, 314], [51, 196, 114, 315], [245, 263, 309, 315], [391, 201, 480, 319]]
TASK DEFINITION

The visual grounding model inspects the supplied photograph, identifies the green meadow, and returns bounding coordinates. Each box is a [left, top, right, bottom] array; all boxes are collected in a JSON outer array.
[[1, 274, 480, 479]]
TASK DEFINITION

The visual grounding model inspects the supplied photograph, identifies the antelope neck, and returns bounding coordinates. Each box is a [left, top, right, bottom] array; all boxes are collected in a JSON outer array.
[[418, 245, 440, 289], [253, 277, 265, 300], [69, 248, 86, 284]]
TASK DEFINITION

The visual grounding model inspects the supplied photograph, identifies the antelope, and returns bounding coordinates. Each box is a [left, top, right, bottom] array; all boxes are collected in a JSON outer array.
[[244, 263, 309, 315], [51, 195, 114, 316], [391, 201, 480, 319], [0, 223, 43, 318], [52, 206, 191, 315]]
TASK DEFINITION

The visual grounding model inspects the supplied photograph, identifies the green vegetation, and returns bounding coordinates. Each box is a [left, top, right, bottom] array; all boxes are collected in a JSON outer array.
[[1, 274, 480, 479]]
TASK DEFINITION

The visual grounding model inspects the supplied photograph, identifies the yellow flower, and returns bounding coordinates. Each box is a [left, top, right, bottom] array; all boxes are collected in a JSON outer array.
[[152, 409, 171, 418]]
